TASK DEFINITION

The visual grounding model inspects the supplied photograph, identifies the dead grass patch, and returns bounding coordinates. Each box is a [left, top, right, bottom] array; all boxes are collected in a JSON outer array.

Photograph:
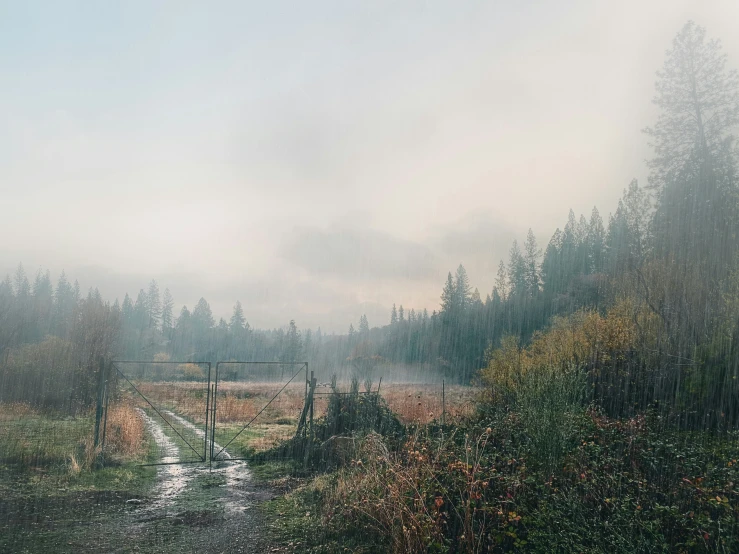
[[381, 384, 475, 424], [105, 403, 146, 459]]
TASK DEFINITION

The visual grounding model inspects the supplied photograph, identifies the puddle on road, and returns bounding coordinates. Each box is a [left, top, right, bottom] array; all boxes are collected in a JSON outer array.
[[161, 410, 254, 515], [137, 409, 198, 509]]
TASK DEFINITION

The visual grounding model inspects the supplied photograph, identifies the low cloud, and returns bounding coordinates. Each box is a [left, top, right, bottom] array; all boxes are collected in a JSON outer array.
[[427, 211, 519, 294], [282, 225, 440, 282]]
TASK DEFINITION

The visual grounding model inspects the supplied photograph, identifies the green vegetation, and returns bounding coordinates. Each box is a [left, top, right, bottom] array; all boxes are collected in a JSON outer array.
[[263, 385, 738, 553], [250, 22, 739, 553], [0, 422, 158, 554], [0, 17, 738, 554]]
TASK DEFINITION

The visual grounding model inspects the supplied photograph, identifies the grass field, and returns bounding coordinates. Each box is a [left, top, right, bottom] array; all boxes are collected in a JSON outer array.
[[0, 401, 159, 552], [1, 380, 475, 469], [128, 380, 475, 458], [0, 381, 475, 552]]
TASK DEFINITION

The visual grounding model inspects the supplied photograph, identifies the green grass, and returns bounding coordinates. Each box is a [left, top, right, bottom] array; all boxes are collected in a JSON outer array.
[[0, 413, 94, 467], [249, 459, 300, 482], [0, 432, 159, 554], [260, 477, 331, 553], [259, 472, 380, 554], [213, 423, 264, 458], [212, 419, 296, 457]]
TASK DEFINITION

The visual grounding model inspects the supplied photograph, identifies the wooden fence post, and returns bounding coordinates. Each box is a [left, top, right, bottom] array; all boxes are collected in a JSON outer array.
[[302, 374, 317, 469], [94, 357, 106, 448], [442, 379, 446, 426]]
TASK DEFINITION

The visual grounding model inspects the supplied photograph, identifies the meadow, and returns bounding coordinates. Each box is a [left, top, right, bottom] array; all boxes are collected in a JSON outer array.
[[125, 380, 476, 458]]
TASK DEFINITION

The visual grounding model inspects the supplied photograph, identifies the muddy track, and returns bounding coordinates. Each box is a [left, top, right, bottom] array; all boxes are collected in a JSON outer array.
[[1, 408, 284, 553], [86, 410, 280, 553]]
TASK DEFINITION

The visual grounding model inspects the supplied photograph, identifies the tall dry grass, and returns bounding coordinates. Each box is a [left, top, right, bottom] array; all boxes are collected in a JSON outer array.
[[133, 381, 306, 425], [104, 403, 146, 458], [324, 429, 494, 553], [381, 384, 475, 424], [130, 381, 474, 426], [68, 436, 100, 475], [0, 402, 37, 420]]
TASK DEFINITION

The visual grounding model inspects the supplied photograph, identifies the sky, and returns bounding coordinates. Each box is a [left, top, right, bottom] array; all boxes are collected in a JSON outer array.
[[2, 0, 739, 332]]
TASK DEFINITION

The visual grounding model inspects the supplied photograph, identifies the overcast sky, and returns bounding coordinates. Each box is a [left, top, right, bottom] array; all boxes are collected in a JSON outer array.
[[2, 1, 739, 332]]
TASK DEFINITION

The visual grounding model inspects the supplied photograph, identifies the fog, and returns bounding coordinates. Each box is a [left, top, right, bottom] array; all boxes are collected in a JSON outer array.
[[3, 0, 739, 331]]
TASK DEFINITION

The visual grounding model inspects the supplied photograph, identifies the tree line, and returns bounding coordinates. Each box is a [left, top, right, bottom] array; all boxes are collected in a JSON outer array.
[[1, 22, 738, 424]]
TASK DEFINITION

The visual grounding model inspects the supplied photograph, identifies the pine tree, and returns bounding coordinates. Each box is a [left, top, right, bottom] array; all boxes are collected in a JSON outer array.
[[31, 270, 54, 340], [147, 280, 161, 329], [303, 329, 312, 359], [560, 209, 578, 282], [177, 305, 191, 328], [121, 293, 134, 321], [605, 202, 631, 274], [541, 229, 563, 293], [281, 320, 302, 363], [192, 298, 214, 330], [440, 272, 455, 312], [523, 229, 541, 296], [454, 264, 472, 307], [359, 314, 370, 335], [14, 264, 30, 298], [230, 300, 246, 332], [622, 179, 651, 266], [399, 305, 405, 323], [645, 21, 739, 281], [645, 21, 739, 195], [161, 288, 174, 331], [134, 289, 149, 330], [390, 303, 398, 325], [576, 215, 590, 274], [588, 207, 606, 274], [508, 241, 527, 297], [494, 261, 508, 301], [53, 270, 75, 337]]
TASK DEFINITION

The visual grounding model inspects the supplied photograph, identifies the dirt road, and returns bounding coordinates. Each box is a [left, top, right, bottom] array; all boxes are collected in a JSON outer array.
[[1, 411, 282, 554]]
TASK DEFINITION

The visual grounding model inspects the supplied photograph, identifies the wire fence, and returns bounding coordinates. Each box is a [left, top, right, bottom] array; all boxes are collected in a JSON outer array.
[[209, 362, 309, 462], [1, 357, 475, 475], [107, 361, 212, 465]]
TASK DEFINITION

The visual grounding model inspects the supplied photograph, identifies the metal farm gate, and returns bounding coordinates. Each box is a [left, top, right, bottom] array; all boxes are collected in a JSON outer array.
[[209, 361, 309, 462], [97, 359, 311, 466]]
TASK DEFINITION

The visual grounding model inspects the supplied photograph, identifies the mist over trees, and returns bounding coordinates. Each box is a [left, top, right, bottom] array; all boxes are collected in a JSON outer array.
[[1, 21, 738, 428]]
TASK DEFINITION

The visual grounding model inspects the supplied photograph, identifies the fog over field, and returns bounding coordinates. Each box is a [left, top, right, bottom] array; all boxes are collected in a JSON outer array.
[[5, 2, 739, 553], [3, 1, 739, 331]]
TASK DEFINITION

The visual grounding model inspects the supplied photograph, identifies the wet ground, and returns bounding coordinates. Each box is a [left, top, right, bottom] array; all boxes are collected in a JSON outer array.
[[0, 411, 284, 554]]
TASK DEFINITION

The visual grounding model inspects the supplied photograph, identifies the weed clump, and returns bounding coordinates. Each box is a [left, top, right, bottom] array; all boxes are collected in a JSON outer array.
[[253, 376, 404, 471], [320, 405, 739, 553]]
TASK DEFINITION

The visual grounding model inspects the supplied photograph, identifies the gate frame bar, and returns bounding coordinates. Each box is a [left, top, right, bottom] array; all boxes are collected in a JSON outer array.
[[210, 361, 308, 462], [108, 360, 212, 466]]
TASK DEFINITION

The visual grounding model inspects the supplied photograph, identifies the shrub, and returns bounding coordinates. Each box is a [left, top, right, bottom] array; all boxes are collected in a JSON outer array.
[[320, 411, 739, 554], [0, 337, 96, 414], [480, 298, 671, 420], [514, 366, 587, 473], [254, 376, 404, 470], [317, 376, 404, 440]]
